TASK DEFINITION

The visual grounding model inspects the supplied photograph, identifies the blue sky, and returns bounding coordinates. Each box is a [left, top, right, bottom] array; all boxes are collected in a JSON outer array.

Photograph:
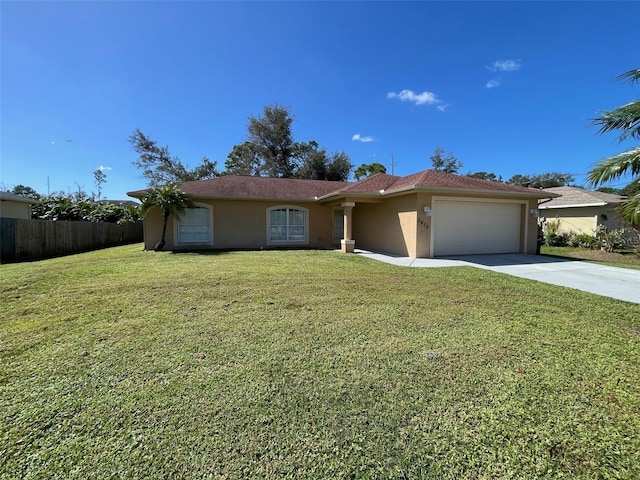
[[1, 1, 638, 200]]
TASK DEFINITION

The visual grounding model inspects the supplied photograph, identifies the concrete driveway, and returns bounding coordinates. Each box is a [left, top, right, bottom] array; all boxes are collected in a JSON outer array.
[[354, 251, 640, 304]]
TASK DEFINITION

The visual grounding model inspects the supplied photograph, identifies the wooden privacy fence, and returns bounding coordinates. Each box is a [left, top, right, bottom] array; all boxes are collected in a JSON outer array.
[[0, 218, 143, 263]]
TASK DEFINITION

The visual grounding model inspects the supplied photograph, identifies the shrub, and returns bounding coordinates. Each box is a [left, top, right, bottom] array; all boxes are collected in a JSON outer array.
[[32, 197, 142, 224], [595, 225, 628, 252], [543, 219, 569, 246], [568, 232, 598, 249]]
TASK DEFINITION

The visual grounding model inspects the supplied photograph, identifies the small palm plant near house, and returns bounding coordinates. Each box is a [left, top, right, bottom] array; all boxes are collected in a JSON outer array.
[[140, 183, 194, 251]]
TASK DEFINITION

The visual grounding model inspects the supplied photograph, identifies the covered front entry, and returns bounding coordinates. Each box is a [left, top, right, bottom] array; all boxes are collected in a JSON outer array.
[[432, 198, 524, 256]]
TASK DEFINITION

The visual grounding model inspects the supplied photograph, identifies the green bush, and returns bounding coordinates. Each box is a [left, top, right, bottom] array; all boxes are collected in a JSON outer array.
[[595, 225, 628, 252], [543, 219, 570, 246], [32, 196, 142, 224], [567, 232, 598, 249]]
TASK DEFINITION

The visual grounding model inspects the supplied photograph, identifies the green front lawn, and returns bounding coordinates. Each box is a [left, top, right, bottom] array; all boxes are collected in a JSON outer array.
[[541, 245, 640, 270], [1, 245, 639, 479]]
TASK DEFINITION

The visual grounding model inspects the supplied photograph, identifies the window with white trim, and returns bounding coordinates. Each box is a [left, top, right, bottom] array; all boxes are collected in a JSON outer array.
[[177, 206, 213, 244], [267, 206, 308, 244]]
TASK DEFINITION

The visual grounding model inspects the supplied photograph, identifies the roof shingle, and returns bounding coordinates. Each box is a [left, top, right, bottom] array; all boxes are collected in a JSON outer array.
[[539, 186, 625, 208], [129, 176, 350, 201], [128, 170, 552, 201], [318, 170, 550, 198]]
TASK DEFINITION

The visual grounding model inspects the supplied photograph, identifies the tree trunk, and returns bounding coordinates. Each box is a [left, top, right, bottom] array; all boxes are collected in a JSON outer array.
[[155, 215, 168, 251]]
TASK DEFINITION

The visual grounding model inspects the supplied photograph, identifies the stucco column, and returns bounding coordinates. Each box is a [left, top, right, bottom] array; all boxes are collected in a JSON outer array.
[[341, 202, 355, 253]]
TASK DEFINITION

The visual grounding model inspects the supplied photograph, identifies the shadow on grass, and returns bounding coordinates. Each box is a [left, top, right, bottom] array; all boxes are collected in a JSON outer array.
[[163, 247, 335, 257]]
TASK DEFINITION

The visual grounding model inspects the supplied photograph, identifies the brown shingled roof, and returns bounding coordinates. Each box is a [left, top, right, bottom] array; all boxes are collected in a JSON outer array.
[[539, 186, 625, 208], [317, 169, 552, 199], [330, 173, 402, 194], [386, 169, 545, 194], [128, 170, 553, 201], [128, 176, 350, 201]]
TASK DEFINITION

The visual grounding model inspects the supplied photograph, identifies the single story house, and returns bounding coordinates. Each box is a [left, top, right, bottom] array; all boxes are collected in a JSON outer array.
[[538, 186, 628, 235], [128, 170, 554, 258], [0, 192, 40, 219]]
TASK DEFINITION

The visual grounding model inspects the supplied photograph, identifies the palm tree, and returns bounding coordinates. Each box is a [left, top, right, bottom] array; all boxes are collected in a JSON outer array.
[[588, 68, 640, 235], [140, 184, 195, 251]]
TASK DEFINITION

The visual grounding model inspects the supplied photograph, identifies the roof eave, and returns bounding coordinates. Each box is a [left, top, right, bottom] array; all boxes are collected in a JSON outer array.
[[0, 196, 42, 205], [390, 185, 555, 198], [316, 191, 384, 202], [539, 201, 613, 209]]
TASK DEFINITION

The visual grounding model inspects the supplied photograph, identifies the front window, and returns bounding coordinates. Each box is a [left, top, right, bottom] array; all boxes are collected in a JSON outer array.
[[177, 206, 212, 244], [268, 206, 308, 244]]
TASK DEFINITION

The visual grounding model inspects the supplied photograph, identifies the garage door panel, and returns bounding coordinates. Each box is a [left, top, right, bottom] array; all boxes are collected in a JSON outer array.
[[433, 201, 521, 256]]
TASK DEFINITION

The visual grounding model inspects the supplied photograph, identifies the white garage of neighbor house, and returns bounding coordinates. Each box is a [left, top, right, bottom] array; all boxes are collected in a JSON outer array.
[[129, 169, 554, 258]]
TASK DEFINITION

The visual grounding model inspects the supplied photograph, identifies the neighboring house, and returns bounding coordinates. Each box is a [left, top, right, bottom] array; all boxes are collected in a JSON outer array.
[[538, 186, 629, 235], [128, 170, 553, 258], [0, 192, 40, 219]]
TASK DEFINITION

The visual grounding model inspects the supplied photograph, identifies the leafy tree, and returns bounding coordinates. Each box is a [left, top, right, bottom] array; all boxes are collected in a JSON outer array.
[[430, 147, 462, 174], [506, 172, 575, 188], [224, 142, 263, 176], [587, 68, 640, 231], [296, 142, 328, 180], [325, 152, 353, 182], [596, 186, 622, 194], [246, 104, 297, 178], [467, 171, 503, 182], [505, 174, 531, 187], [354, 162, 387, 180], [227, 104, 352, 181], [93, 169, 107, 201], [295, 142, 352, 181], [10, 185, 40, 199], [139, 184, 195, 251], [620, 180, 640, 198], [129, 129, 219, 187]]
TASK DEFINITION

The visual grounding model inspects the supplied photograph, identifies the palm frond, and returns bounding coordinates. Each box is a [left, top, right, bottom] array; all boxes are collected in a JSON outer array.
[[139, 184, 194, 218], [587, 146, 640, 186], [618, 191, 640, 228], [617, 68, 640, 84], [592, 100, 640, 141]]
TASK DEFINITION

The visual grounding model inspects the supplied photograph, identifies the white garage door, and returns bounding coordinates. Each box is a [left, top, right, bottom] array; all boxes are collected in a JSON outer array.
[[433, 200, 522, 256]]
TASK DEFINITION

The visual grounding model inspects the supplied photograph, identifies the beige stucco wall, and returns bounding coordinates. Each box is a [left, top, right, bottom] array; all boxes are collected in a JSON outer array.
[[142, 193, 542, 256], [142, 199, 334, 251], [540, 206, 627, 235], [0, 201, 31, 219], [352, 193, 538, 257], [352, 194, 427, 257]]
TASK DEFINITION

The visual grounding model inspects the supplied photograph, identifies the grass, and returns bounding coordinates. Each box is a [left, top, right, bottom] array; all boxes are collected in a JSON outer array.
[[541, 245, 640, 270], [1, 244, 639, 479]]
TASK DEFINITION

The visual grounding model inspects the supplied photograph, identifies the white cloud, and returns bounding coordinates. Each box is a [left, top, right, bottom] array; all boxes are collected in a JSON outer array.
[[486, 59, 522, 72], [436, 104, 451, 112], [486, 78, 501, 89], [352, 133, 375, 143], [98, 165, 112, 171], [387, 89, 440, 106]]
